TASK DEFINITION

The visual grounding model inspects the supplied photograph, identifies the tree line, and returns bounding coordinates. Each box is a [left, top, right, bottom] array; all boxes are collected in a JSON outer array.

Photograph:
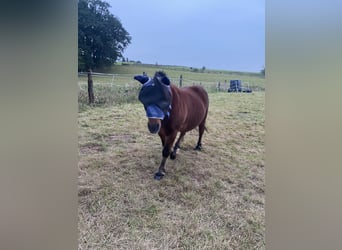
[[78, 0, 131, 71]]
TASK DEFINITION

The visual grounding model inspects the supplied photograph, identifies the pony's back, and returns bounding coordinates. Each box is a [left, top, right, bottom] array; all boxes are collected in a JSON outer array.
[[167, 84, 209, 133]]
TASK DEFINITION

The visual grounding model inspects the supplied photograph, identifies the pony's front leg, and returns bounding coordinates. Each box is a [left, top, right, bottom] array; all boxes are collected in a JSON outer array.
[[154, 132, 177, 180], [170, 131, 186, 160]]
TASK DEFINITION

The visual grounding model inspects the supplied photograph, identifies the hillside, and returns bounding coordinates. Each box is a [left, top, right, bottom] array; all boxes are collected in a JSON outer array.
[[78, 64, 265, 111]]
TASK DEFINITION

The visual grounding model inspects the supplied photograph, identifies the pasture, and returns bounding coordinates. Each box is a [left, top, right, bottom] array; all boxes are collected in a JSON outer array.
[[78, 65, 265, 249], [78, 64, 265, 110]]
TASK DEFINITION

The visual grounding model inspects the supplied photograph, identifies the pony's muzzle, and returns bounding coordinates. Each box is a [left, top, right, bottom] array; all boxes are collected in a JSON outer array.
[[147, 119, 161, 134]]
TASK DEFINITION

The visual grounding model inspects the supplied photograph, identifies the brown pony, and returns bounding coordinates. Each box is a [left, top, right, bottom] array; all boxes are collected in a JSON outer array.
[[134, 71, 209, 180]]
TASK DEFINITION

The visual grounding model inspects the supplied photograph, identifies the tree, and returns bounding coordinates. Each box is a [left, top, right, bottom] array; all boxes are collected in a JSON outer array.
[[78, 0, 131, 71]]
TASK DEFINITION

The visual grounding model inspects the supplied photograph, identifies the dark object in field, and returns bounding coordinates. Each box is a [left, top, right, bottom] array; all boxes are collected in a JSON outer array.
[[134, 71, 209, 180], [227, 79, 252, 93]]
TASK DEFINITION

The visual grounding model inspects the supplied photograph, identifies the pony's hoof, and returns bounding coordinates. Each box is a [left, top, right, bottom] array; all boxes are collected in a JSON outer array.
[[154, 172, 165, 180], [194, 145, 202, 151], [170, 152, 176, 160]]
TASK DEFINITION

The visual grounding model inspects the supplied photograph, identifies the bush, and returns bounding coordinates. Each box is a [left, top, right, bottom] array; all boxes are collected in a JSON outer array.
[[78, 84, 140, 111]]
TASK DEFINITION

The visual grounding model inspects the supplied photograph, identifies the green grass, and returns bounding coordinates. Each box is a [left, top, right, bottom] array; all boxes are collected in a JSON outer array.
[[78, 90, 265, 249], [78, 64, 265, 111], [110, 64, 265, 90]]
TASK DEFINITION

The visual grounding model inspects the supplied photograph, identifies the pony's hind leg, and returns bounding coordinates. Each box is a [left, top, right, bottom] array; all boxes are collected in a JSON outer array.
[[170, 132, 186, 160], [195, 121, 206, 151]]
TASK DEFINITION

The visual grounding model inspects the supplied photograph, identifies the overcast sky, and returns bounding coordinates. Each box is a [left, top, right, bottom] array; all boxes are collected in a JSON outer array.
[[108, 0, 264, 73]]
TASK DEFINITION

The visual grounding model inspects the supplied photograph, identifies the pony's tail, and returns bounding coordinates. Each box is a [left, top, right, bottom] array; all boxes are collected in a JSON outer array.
[[204, 107, 209, 133]]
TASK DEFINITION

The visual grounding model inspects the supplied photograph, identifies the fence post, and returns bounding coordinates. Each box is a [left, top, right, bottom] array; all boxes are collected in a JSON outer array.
[[179, 74, 183, 87], [87, 69, 95, 105]]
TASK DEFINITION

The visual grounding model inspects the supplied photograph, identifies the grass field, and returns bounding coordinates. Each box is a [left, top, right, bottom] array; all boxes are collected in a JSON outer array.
[[79, 63, 265, 89], [78, 63, 265, 111], [78, 64, 265, 249]]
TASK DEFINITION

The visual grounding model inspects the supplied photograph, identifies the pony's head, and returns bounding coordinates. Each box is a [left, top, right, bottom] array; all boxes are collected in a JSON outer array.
[[134, 71, 172, 134]]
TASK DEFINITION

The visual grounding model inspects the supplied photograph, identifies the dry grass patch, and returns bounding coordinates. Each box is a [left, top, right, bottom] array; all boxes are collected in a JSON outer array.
[[79, 92, 265, 249]]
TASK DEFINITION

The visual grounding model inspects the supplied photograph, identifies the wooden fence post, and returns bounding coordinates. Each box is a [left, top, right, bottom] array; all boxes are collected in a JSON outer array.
[[179, 74, 183, 87], [87, 69, 95, 105]]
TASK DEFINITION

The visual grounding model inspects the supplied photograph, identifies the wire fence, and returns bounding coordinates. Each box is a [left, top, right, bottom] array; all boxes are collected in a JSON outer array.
[[78, 72, 264, 111], [78, 72, 229, 91]]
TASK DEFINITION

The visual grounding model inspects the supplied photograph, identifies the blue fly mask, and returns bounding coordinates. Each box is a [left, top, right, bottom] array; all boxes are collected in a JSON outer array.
[[134, 71, 172, 119]]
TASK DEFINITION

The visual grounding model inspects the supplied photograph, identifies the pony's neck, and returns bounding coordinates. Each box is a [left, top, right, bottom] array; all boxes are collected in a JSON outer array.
[[170, 84, 181, 106]]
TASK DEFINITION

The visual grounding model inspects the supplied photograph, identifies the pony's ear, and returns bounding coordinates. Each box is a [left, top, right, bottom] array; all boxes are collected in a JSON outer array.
[[160, 76, 170, 85], [134, 75, 149, 84]]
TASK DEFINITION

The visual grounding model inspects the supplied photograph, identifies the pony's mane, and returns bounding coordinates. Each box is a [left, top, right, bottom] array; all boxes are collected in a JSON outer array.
[[154, 71, 170, 86], [154, 71, 167, 78]]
